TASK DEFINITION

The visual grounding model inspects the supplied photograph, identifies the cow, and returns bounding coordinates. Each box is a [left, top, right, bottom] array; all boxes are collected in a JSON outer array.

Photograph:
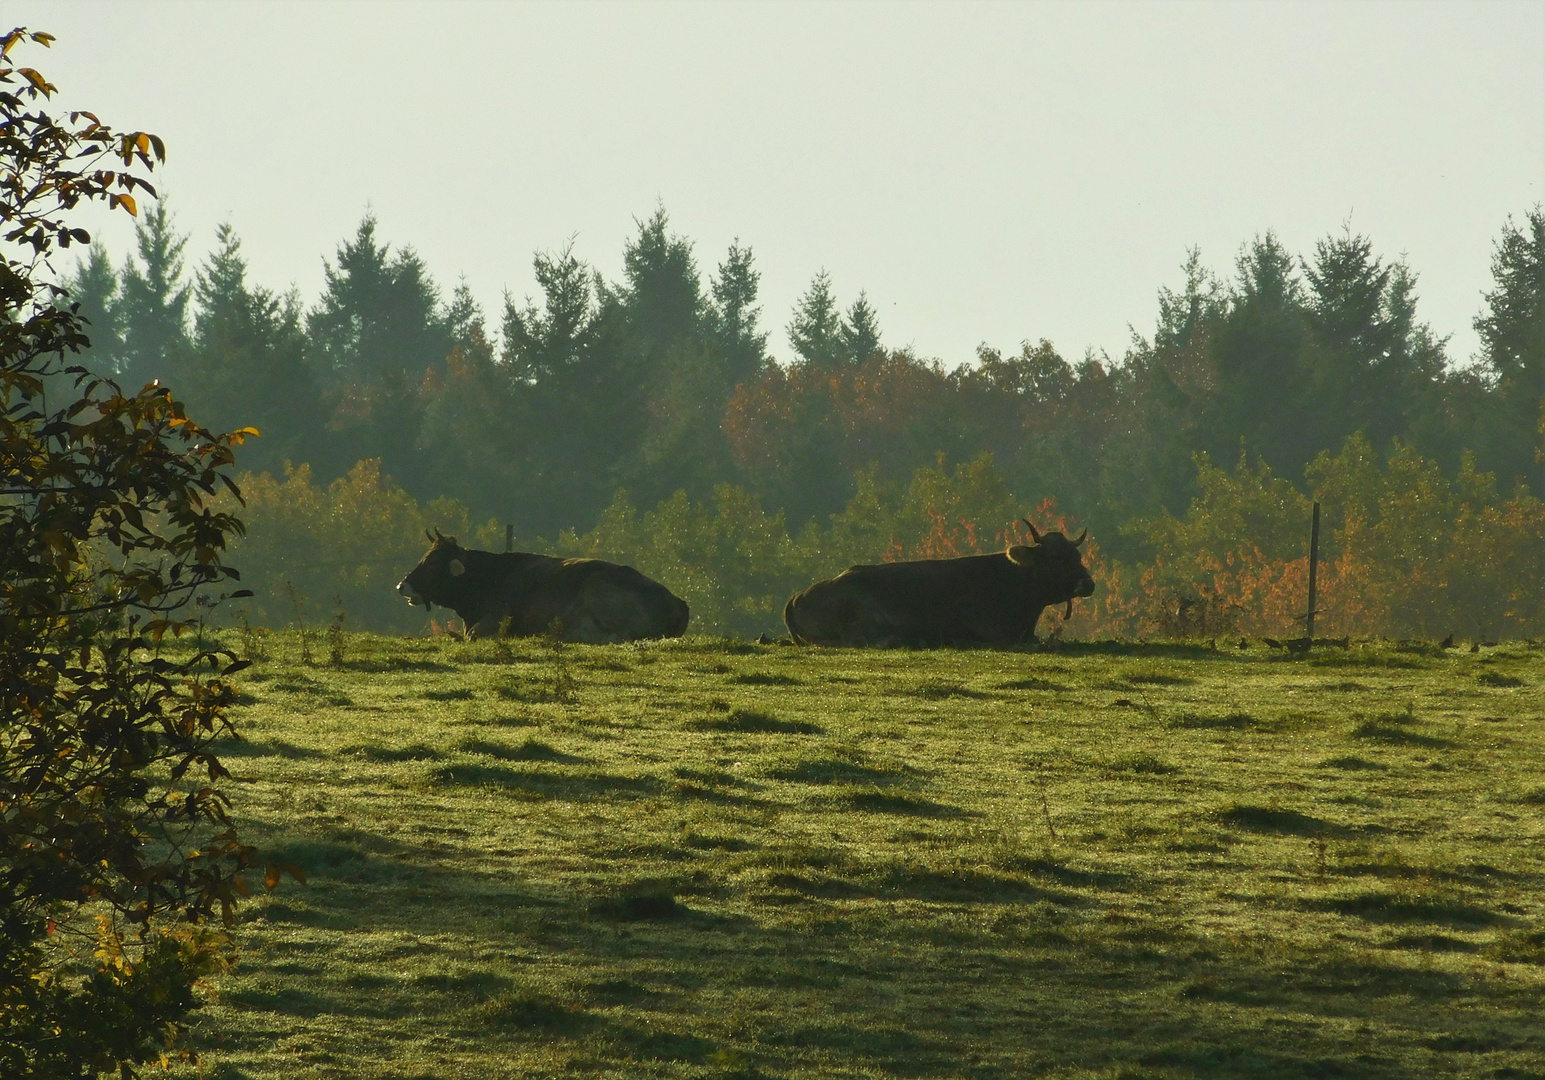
[[783, 521, 1094, 647], [396, 531, 689, 642]]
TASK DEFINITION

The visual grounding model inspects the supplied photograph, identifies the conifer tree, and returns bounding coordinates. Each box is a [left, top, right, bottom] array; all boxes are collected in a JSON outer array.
[[1475, 206, 1545, 485], [839, 291, 882, 364], [115, 199, 191, 390], [64, 243, 123, 377], [187, 224, 322, 475], [787, 270, 843, 368], [709, 240, 768, 385], [1206, 233, 1311, 470]]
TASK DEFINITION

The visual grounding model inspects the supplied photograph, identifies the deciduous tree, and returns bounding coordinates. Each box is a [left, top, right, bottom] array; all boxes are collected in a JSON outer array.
[[0, 30, 293, 1075]]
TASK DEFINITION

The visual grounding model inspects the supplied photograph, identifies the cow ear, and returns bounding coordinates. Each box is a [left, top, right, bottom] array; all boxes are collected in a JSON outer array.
[[1007, 545, 1036, 565], [449, 559, 465, 577]]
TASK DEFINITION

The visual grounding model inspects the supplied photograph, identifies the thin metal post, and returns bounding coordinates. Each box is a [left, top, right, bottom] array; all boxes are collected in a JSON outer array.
[[505, 523, 514, 553], [1306, 501, 1320, 641]]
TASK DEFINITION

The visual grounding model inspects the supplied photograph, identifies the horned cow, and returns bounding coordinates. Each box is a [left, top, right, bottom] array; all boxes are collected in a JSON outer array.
[[397, 531, 689, 643], [783, 520, 1094, 647]]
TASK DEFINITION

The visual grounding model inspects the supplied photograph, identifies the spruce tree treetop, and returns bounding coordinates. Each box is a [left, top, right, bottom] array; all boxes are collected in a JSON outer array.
[[64, 242, 122, 376], [788, 269, 843, 368], [115, 198, 191, 390], [840, 291, 882, 365], [709, 240, 768, 385]]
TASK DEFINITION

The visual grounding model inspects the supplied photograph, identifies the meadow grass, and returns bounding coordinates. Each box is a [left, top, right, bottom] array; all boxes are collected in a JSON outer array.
[[176, 632, 1545, 1078]]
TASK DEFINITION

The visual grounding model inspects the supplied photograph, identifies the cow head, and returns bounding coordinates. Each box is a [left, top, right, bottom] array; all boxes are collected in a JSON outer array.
[[1006, 519, 1095, 617], [396, 529, 468, 611]]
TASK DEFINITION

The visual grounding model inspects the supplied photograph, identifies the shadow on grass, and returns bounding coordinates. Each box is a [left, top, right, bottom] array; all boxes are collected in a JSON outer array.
[[727, 672, 804, 686], [1351, 723, 1456, 748], [1118, 672, 1195, 687], [1169, 711, 1256, 730], [688, 709, 823, 735], [831, 786, 972, 818], [1050, 641, 1229, 660], [216, 810, 1530, 1080], [430, 762, 662, 799], [1215, 804, 1337, 836], [214, 737, 326, 760], [770, 757, 914, 786], [340, 657, 456, 674], [458, 737, 588, 764], [1308, 653, 1426, 670], [1317, 755, 1386, 770], [1304, 890, 1501, 926], [905, 680, 993, 700], [995, 677, 1067, 691], [340, 742, 444, 762]]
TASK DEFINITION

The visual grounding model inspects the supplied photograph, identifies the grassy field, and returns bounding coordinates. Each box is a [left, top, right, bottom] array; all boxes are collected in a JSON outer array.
[[174, 631, 1545, 1079]]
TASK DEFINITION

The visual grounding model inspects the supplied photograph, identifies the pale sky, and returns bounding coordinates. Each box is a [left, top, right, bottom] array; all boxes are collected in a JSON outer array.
[[15, 1, 1545, 368]]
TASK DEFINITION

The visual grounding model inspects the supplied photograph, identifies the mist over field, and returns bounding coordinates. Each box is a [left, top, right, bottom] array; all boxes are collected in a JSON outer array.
[[5, 10, 1545, 1078]]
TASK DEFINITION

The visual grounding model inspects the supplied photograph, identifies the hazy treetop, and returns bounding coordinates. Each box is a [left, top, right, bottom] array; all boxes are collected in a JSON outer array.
[[16, 0, 1544, 366]]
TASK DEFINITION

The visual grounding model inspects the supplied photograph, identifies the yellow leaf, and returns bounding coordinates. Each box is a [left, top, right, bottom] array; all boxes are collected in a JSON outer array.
[[111, 193, 138, 217], [18, 68, 54, 94]]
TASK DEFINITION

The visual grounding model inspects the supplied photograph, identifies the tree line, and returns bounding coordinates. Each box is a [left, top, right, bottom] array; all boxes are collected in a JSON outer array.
[[67, 202, 1545, 572]]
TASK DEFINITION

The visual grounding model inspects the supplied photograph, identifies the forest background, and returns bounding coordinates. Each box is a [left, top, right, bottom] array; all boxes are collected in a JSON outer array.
[[62, 203, 1545, 640]]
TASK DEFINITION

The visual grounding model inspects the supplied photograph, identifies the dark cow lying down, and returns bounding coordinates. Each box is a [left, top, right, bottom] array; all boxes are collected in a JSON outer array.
[[784, 521, 1094, 647], [397, 532, 689, 642]]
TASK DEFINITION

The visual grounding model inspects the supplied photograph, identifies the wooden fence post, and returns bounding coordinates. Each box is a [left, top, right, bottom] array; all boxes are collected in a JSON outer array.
[[1306, 501, 1320, 641]]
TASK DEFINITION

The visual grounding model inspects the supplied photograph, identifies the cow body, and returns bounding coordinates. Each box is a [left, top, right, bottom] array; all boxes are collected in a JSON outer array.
[[397, 535, 689, 642], [784, 527, 1094, 647]]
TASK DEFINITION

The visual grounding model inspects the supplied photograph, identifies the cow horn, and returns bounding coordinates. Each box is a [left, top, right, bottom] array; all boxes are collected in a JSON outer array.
[[425, 528, 434, 543], [433, 526, 444, 542], [1023, 518, 1041, 544], [1074, 529, 1087, 547]]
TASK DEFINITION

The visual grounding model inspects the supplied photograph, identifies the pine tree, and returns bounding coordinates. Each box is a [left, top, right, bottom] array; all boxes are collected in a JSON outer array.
[[115, 200, 191, 390], [307, 214, 453, 389], [445, 279, 486, 351], [617, 206, 706, 368], [305, 214, 454, 491], [187, 224, 323, 475], [1206, 232, 1311, 470], [1474, 206, 1545, 485], [787, 270, 843, 368], [708, 240, 768, 386], [1301, 228, 1448, 459], [839, 291, 882, 364], [64, 243, 123, 377]]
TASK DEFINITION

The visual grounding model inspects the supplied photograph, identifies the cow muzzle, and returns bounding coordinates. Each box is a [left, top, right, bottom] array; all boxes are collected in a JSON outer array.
[[397, 580, 426, 607]]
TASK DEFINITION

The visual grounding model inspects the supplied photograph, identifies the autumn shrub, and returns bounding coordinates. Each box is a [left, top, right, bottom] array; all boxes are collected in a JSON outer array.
[[225, 438, 1541, 641], [224, 458, 500, 634], [1083, 434, 1545, 639]]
